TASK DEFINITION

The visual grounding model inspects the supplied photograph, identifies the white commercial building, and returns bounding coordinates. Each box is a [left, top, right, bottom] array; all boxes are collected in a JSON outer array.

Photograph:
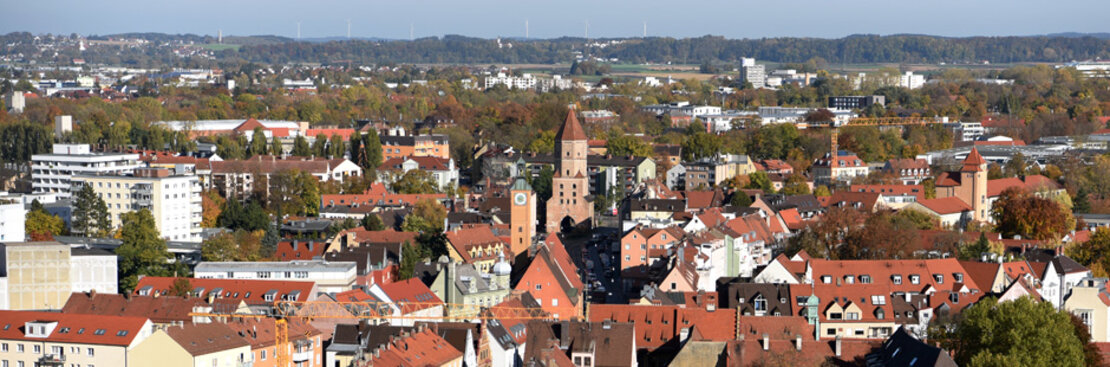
[[741, 58, 767, 89], [194, 260, 358, 294], [71, 168, 202, 242], [900, 71, 926, 89], [31, 144, 142, 199], [70, 246, 119, 294]]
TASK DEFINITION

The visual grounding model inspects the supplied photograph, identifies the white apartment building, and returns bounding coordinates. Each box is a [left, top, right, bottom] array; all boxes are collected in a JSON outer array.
[[194, 260, 358, 294], [31, 144, 142, 199], [70, 246, 119, 294], [71, 168, 202, 242], [0, 201, 25, 243], [741, 58, 767, 89], [900, 71, 926, 89]]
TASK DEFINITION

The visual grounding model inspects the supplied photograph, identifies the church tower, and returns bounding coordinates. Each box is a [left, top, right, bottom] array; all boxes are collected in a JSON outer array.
[[960, 147, 989, 222], [510, 177, 536, 256], [545, 110, 594, 233]]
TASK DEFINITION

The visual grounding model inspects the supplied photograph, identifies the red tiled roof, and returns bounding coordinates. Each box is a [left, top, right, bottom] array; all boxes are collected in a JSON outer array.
[[935, 171, 961, 187], [335, 229, 418, 246], [365, 327, 462, 367], [274, 240, 327, 261], [850, 184, 926, 200], [555, 111, 587, 141], [211, 156, 348, 175], [0, 310, 149, 347], [961, 148, 986, 171], [61, 292, 206, 324], [164, 322, 252, 356], [133, 277, 315, 305], [916, 197, 972, 214], [807, 258, 979, 293], [334, 288, 378, 303], [223, 318, 320, 349], [304, 128, 356, 138], [322, 183, 446, 207], [778, 208, 806, 230], [376, 278, 442, 313], [958, 261, 1001, 291], [824, 191, 880, 210], [589, 304, 736, 350], [987, 175, 1061, 197], [446, 225, 505, 263], [234, 118, 265, 132]]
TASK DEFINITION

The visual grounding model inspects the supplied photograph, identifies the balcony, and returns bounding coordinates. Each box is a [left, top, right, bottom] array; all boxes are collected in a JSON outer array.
[[292, 350, 312, 362], [37, 354, 65, 367]]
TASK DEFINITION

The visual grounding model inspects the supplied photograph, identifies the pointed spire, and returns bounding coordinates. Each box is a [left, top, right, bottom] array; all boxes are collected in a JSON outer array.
[[961, 147, 986, 171], [555, 110, 587, 141]]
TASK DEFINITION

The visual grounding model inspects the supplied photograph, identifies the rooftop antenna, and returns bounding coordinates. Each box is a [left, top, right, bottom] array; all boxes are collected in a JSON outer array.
[[296, 21, 302, 40], [347, 19, 351, 39]]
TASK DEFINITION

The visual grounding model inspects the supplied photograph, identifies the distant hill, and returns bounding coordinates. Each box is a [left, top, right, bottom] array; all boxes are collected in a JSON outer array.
[[1045, 32, 1110, 40]]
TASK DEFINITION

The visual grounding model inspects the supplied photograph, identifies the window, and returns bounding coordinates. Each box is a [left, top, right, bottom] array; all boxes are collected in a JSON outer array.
[[552, 299, 558, 307], [871, 295, 886, 305], [949, 293, 960, 303], [257, 272, 271, 279], [1, 343, 6, 352], [875, 308, 885, 320], [892, 275, 902, 285], [821, 275, 832, 284], [93, 329, 106, 335], [830, 312, 842, 320], [33, 345, 40, 354], [860, 275, 872, 284], [535, 284, 542, 290], [826, 328, 836, 336], [17, 344, 23, 353], [933, 274, 944, 284], [846, 312, 860, 320], [1079, 310, 1093, 329], [753, 295, 767, 311], [51, 346, 61, 354], [116, 330, 129, 336], [909, 275, 920, 284], [845, 276, 855, 284], [954, 273, 964, 283]]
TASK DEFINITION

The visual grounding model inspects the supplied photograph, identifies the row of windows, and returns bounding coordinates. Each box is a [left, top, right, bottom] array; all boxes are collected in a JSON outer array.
[[819, 272, 964, 285], [0, 343, 94, 356]]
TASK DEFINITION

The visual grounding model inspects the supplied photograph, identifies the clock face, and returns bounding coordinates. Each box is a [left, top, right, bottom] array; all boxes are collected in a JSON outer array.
[[514, 192, 528, 206]]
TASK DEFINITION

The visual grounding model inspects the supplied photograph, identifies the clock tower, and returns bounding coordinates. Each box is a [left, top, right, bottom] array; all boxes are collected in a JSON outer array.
[[510, 177, 536, 256]]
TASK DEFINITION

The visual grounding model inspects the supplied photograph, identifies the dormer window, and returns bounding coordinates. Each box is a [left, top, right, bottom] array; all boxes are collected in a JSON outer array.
[[822, 276, 832, 284], [950, 293, 960, 303], [933, 274, 944, 284], [954, 273, 964, 283], [860, 275, 872, 284], [845, 276, 855, 284], [909, 275, 920, 284], [892, 275, 902, 285]]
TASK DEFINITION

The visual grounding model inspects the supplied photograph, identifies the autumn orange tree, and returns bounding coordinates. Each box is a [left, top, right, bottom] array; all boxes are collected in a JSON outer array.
[[1067, 228, 1110, 277], [991, 187, 1075, 242]]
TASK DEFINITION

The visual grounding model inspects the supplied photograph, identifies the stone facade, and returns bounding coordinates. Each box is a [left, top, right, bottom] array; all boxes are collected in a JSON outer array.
[[546, 111, 594, 233]]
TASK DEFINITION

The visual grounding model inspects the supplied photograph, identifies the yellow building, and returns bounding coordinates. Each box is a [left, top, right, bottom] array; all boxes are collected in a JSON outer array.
[[1065, 278, 1110, 342], [72, 168, 202, 241], [0, 242, 72, 310], [130, 323, 253, 367], [0, 310, 153, 367]]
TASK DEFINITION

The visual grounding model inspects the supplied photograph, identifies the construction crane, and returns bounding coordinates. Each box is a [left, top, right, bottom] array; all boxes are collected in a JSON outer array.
[[821, 116, 948, 165], [189, 300, 578, 367]]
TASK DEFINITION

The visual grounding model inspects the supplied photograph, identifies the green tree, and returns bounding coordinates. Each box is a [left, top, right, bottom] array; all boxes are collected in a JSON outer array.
[[312, 134, 328, 157], [390, 170, 440, 194], [935, 297, 1085, 367], [402, 198, 447, 233], [605, 134, 653, 157], [362, 129, 383, 179], [269, 169, 320, 216], [746, 172, 774, 193], [779, 174, 811, 195], [116, 209, 173, 291], [526, 130, 556, 154], [1068, 228, 1110, 277], [681, 132, 722, 161], [814, 185, 832, 197], [292, 135, 311, 156], [530, 165, 554, 201], [72, 184, 112, 237], [201, 231, 238, 261], [347, 132, 363, 164], [361, 214, 385, 231], [891, 208, 939, 230], [328, 134, 345, 159], [398, 241, 424, 280], [169, 277, 192, 297], [26, 209, 65, 241], [270, 136, 284, 155], [250, 127, 268, 156], [960, 232, 995, 261], [730, 191, 753, 207], [218, 200, 271, 232]]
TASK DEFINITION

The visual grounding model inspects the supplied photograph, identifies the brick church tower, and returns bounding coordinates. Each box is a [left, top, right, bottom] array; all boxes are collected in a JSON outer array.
[[545, 110, 594, 234]]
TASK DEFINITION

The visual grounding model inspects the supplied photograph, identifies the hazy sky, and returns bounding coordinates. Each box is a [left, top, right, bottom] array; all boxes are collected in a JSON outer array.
[[4, 0, 1109, 40]]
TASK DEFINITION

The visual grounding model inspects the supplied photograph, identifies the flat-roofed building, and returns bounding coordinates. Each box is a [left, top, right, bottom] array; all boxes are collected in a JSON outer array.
[[31, 144, 142, 199], [194, 260, 357, 294], [71, 167, 202, 241]]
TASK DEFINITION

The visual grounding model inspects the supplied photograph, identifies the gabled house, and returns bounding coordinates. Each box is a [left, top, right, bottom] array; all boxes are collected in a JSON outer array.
[[446, 225, 509, 273], [1039, 255, 1092, 309], [883, 158, 931, 185], [131, 322, 252, 367], [513, 241, 584, 320], [0, 310, 155, 367], [360, 324, 464, 367], [377, 156, 459, 192], [368, 278, 445, 326], [620, 225, 683, 270], [811, 150, 870, 185]]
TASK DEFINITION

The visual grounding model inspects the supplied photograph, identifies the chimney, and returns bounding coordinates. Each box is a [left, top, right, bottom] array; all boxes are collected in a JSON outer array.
[[834, 336, 842, 357], [795, 335, 802, 351], [762, 333, 769, 351]]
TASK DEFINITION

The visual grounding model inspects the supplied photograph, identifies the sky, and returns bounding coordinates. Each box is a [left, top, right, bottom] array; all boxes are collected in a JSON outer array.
[[3, 0, 1109, 40]]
